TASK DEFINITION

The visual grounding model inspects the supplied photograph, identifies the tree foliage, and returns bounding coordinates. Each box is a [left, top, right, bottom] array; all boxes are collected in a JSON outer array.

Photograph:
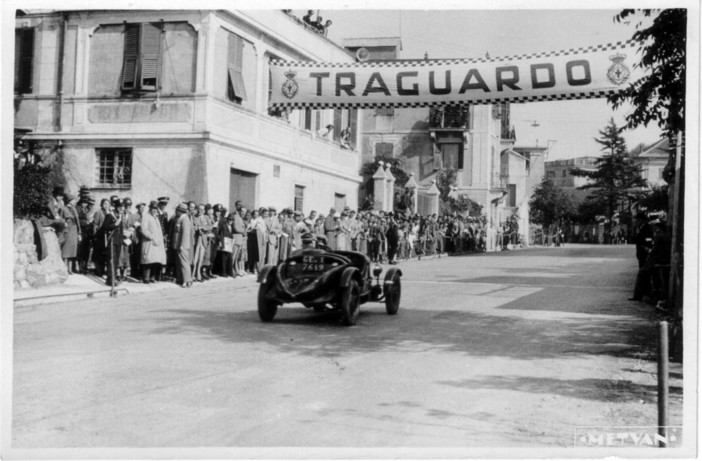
[[529, 178, 577, 228], [359, 155, 409, 187], [637, 183, 669, 212], [608, 9, 686, 139], [14, 159, 53, 218], [571, 118, 647, 224], [434, 167, 458, 202]]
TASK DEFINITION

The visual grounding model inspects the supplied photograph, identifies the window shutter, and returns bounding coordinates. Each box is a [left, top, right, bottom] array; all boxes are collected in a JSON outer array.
[[348, 108, 358, 145], [16, 28, 34, 93], [139, 23, 162, 91], [333, 109, 343, 141], [227, 32, 247, 101], [121, 24, 140, 90]]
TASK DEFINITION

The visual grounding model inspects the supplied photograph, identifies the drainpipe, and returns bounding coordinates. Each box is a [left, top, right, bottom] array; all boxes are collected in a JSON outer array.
[[56, 12, 67, 132]]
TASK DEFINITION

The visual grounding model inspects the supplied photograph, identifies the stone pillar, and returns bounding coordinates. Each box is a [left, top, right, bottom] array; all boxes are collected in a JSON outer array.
[[426, 180, 440, 216], [385, 167, 395, 213], [404, 173, 418, 214], [372, 163, 388, 211]]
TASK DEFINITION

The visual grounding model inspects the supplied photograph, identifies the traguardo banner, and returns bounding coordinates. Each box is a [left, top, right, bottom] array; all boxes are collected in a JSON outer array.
[[269, 41, 644, 108]]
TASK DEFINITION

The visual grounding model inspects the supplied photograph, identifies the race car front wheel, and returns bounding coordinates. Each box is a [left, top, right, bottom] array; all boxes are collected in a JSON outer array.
[[258, 284, 278, 322], [340, 279, 360, 326]]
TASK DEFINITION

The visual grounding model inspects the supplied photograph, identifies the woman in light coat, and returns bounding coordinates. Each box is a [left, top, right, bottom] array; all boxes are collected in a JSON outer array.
[[139, 201, 167, 283]]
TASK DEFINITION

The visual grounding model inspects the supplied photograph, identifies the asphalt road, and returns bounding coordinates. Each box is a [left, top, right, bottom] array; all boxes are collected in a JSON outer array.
[[11, 244, 683, 451]]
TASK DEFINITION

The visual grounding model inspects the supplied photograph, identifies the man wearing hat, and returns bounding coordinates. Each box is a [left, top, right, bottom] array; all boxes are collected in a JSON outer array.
[[97, 197, 124, 286], [292, 210, 309, 251], [265, 207, 282, 265], [120, 198, 141, 281], [633, 211, 654, 269], [217, 208, 236, 277], [139, 201, 167, 283], [324, 208, 338, 251], [630, 220, 670, 302], [292, 232, 322, 257], [386, 211, 400, 264], [171, 203, 194, 287], [278, 208, 294, 262], [232, 206, 248, 276], [76, 197, 94, 274]]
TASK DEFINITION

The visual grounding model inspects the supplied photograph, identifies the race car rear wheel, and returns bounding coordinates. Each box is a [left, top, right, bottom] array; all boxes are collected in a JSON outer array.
[[340, 279, 360, 326], [258, 283, 278, 322], [384, 271, 401, 315]]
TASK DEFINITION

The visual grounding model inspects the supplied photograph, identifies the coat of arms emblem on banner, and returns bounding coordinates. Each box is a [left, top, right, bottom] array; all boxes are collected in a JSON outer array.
[[282, 69, 299, 99], [607, 53, 631, 85]]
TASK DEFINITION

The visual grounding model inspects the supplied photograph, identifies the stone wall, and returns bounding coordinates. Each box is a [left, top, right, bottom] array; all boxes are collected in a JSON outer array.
[[14, 219, 69, 289]]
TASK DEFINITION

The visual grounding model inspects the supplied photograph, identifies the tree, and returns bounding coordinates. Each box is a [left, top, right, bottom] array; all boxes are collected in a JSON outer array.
[[637, 183, 669, 213], [14, 158, 53, 218], [359, 156, 409, 187], [571, 118, 647, 228], [609, 9, 686, 140], [434, 167, 457, 202], [528, 178, 577, 229]]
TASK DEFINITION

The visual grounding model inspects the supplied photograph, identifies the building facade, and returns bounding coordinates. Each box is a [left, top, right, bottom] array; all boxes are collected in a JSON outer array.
[[14, 10, 363, 214], [630, 138, 669, 188], [544, 156, 598, 202]]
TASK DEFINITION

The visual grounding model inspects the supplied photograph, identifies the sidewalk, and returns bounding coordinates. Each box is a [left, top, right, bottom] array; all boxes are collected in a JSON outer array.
[[12, 252, 451, 307], [13, 272, 257, 308]]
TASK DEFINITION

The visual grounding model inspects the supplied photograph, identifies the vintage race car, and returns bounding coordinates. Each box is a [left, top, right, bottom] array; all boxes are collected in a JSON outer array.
[[256, 248, 402, 326]]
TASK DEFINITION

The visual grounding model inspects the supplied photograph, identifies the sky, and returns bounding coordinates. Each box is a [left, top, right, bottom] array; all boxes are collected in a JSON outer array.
[[293, 8, 668, 160]]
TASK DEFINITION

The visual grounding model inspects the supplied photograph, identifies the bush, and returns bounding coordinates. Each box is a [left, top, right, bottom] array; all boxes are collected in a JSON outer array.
[[14, 159, 53, 218]]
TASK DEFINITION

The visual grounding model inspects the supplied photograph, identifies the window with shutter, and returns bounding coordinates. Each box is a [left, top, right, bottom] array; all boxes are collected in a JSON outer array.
[[294, 185, 305, 212], [139, 23, 162, 91], [15, 28, 34, 94], [227, 32, 247, 103], [121, 24, 140, 91], [121, 22, 162, 93]]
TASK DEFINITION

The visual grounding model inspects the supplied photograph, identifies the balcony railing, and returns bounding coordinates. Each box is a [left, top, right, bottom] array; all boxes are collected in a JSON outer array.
[[429, 106, 470, 129]]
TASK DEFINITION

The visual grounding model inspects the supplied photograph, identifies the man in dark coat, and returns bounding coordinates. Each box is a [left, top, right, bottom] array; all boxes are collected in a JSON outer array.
[[634, 211, 654, 269], [386, 211, 400, 264], [630, 220, 671, 301], [172, 203, 194, 287]]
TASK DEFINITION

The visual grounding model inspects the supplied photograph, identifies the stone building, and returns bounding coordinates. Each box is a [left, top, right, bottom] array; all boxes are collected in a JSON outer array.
[[14, 9, 362, 214]]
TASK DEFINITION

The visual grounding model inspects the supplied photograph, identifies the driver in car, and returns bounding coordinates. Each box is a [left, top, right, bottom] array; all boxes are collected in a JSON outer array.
[[291, 232, 325, 257]]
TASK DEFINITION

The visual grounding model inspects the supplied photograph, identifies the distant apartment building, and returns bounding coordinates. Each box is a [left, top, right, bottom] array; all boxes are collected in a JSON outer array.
[[346, 37, 542, 233], [544, 156, 598, 201], [630, 137, 670, 188], [14, 9, 363, 213]]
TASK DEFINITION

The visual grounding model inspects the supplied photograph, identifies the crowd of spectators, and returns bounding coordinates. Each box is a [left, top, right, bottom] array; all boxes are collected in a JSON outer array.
[[38, 186, 528, 288]]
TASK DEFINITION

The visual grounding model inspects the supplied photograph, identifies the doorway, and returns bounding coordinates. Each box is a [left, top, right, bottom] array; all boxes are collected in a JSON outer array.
[[230, 168, 257, 212]]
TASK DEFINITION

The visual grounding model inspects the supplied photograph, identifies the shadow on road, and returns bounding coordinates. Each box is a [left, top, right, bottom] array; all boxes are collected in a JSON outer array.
[[147, 301, 657, 364], [438, 375, 682, 402]]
